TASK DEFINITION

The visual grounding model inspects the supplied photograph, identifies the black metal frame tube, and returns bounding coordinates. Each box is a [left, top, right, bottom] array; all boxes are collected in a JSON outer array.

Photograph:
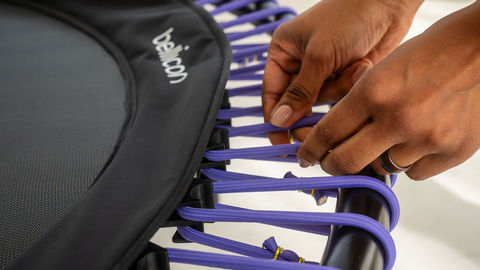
[[321, 166, 392, 270]]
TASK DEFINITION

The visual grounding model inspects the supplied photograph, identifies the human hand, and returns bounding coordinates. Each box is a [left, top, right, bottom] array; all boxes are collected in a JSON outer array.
[[297, 1, 480, 180], [262, 0, 423, 145]]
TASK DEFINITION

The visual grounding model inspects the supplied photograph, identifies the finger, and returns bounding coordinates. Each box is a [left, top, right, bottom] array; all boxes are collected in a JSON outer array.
[[289, 108, 313, 143], [406, 154, 454, 181], [268, 106, 312, 145], [406, 150, 476, 181], [297, 90, 371, 168], [291, 126, 313, 143], [272, 59, 373, 146], [319, 123, 393, 175], [262, 57, 298, 123], [268, 56, 327, 128], [263, 57, 299, 145], [370, 144, 425, 175], [268, 130, 291, 146], [317, 59, 373, 104]]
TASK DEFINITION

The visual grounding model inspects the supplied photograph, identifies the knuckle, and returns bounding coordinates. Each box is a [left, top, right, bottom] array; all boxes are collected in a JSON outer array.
[[325, 150, 362, 175], [271, 21, 291, 40], [362, 88, 390, 113], [369, 99, 419, 137], [313, 124, 339, 148], [285, 82, 316, 105], [361, 76, 403, 116], [423, 125, 457, 151], [274, 20, 290, 34], [305, 46, 329, 63]]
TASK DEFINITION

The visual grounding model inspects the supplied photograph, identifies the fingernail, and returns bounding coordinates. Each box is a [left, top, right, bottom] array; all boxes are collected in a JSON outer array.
[[351, 64, 370, 84], [270, 105, 292, 127], [298, 158, 313, 168]]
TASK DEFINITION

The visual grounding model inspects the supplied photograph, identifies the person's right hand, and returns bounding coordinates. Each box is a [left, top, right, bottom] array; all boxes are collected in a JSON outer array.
[[296, 1, 480, 180], [262, 0, 424, 145]]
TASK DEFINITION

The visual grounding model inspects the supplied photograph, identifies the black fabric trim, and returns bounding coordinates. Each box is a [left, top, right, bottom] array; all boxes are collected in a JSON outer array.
[[116, 0, 232, 268]]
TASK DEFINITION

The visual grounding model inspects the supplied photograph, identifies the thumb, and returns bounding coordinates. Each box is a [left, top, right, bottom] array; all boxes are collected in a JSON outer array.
[[269, 58, 373, 128], [351, 58, 373, 85], [269, 67, 325, 128], [316, 58, 373, 104]]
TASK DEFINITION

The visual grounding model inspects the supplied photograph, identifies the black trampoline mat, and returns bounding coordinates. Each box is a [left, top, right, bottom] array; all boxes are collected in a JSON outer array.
[[0, 3, 127, 267]]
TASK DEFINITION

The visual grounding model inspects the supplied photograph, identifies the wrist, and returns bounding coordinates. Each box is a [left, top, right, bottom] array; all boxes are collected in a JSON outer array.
[[442, 1, 480, 45], [408, 0, 480, 95], [463, 1, 480, 34]]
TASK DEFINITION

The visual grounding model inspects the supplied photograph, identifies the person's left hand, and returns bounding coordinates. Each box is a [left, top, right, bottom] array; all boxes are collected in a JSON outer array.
[[262, 0, 420, 145], [297, 2, 480, 180]]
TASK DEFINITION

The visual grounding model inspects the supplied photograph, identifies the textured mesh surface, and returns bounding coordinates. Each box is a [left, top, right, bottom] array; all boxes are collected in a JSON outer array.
[[0, 4, 127, 267]]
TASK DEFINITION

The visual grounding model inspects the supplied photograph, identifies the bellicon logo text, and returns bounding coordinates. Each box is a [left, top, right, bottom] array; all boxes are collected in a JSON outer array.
[[152, 27, 189, 84]]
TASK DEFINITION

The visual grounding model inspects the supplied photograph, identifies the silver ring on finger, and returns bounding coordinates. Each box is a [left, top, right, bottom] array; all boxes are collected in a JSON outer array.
[[380, 149, 413, 174]]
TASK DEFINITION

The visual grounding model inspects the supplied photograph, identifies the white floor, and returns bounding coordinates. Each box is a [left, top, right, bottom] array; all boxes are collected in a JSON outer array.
[[152, 1, 480, 269]]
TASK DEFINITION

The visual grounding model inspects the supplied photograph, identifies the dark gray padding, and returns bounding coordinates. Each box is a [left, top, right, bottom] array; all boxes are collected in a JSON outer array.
[[0, 3, 126, 267]]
